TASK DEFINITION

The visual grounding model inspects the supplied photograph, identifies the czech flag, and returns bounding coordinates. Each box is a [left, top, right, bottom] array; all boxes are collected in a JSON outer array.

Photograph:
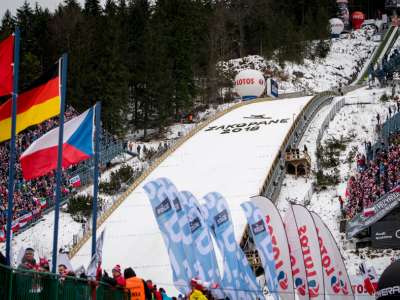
[[20, 107, 95, 180]]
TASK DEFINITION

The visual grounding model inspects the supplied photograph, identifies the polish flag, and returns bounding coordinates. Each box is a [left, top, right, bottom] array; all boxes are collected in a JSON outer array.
[[362, 207, 375, 217], [20, 107, 95, 180]]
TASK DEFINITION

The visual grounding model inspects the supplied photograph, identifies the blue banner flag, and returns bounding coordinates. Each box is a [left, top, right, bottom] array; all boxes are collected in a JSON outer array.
[[241, 201, 279, 300], [179, 190, 222, 285], [202, 192, 263, 300], [156, 178, 198, 280], [143, 179, 190, 294]]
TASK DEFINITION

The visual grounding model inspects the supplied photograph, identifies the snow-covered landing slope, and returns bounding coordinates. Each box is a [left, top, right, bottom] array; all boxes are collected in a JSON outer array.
[[72, 96, 312, 291]]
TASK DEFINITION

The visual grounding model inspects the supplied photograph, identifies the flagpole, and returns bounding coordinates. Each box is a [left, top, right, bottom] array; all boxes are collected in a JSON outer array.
[[91, 102, 101, 256], [6, 27, 20, 266], [52, 53, 67, 273]]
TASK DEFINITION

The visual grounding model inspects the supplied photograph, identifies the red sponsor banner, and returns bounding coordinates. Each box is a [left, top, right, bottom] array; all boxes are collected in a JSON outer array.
[[284, 205, 309, 300], [350, 275, 375, 300], [311, 211, 354, 300], [252, 196, 295, 300], [11, 219, 20, 233], [291, 205, 325, 300]]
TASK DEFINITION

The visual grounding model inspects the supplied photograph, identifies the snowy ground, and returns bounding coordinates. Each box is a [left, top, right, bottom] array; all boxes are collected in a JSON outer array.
[[219, 30, 377, 94], [276, 86, 400, 281]]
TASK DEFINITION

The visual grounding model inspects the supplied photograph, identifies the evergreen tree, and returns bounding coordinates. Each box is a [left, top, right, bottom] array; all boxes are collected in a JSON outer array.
[[84, 0, 102, 16], [0, 10, 15, 39]]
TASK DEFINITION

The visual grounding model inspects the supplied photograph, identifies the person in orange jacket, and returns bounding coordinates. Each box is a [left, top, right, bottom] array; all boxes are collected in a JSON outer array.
[[124, 267, 152, 300]]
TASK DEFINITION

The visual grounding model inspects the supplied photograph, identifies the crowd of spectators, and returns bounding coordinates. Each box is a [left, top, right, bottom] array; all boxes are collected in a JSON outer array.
[[1, 247, 220, 300], [0, 107, 78, 231], [343, 131, 400, 219]]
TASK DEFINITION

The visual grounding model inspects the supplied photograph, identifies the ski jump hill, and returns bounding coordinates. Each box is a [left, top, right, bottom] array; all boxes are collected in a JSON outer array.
[[71, 95, 315, 290]]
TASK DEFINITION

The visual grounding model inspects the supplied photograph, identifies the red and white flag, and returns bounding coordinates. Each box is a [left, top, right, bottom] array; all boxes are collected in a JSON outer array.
[[11, 219, 20, 233], [362, 207, 375, 218], [20, 107, 95, 180]]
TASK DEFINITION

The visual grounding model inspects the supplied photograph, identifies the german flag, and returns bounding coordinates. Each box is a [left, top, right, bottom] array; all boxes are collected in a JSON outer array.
[[0, 34, 14, 97], [0, 63, 60, 142]]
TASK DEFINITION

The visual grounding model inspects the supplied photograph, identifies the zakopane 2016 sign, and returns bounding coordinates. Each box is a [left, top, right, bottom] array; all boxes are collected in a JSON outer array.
[[205, 116, 290, 135]]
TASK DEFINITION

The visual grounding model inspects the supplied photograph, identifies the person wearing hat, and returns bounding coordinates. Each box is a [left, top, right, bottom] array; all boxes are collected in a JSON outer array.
[[18, 247, 38, 270], [124, 267, 152, 300], [112, 264, 126, 287], [375, 259, 400, 299], [189, 279, 208, 300]]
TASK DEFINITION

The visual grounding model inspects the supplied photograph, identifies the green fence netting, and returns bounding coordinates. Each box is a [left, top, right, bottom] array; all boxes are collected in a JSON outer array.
[[0, 263, 130, 300]]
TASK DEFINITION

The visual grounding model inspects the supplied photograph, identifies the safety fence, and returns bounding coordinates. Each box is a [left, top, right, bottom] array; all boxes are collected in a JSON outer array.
[[316, 98, 346, 149], [259, 84, 363, 201], [380, 111, 400, 141], [357, 25, 396, 84], [259, 91, 337, 201], [0, 263, 129, 300], [370, 111, 400, 156], [68, 139, 124, 187]]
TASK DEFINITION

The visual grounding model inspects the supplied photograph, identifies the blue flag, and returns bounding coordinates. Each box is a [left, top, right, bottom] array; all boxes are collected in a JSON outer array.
[[179, 190, 222, 285], [156, 178, 198, 280], [202, 192, 263, 300], [143, 179, 190, 294], [241, 201, 279, 300]]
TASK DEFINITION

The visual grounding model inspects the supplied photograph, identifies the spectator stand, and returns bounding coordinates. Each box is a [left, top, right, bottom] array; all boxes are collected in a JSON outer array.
[[0, 108, 127, 244], [344, 112, 400, 249]]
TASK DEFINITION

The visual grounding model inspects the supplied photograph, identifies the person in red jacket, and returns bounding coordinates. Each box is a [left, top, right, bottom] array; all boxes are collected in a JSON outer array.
[[112, 264, 126, 287]]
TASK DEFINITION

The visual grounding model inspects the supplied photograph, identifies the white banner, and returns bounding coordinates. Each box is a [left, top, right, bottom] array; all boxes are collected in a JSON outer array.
[[292, 205, 325, 300], [241, 201, 279, 300], [251, 196, 295, 300], [311, 211, 354, 300], [87, 228, 106, 278], [349, 276, 374, 300], [284, 206, 309, 300]]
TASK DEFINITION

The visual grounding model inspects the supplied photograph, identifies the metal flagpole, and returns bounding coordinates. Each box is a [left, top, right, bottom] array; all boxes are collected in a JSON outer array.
[[91, 102, 101, 256], [6, 27, 20, 266], [52, 53, 67, 273]]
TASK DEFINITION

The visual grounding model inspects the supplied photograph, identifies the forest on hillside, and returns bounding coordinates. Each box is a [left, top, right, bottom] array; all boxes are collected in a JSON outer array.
[[0, 0, 336, 137]]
